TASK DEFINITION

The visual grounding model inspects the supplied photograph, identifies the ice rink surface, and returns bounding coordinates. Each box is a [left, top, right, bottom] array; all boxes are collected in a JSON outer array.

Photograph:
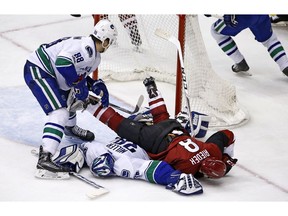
[[0, 15, 287, 215]]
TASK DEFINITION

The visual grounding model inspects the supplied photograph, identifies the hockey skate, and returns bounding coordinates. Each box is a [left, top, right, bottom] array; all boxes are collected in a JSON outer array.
[[35, 146, 70, 179], [270, 15, 288, 26], [143, 76, 158, 98], [64, 125, 95, 142], [232, 59, 251, 76], [282, 67, 288, 77]]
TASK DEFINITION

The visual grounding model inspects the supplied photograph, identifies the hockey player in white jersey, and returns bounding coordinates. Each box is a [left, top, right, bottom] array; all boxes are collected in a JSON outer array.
[[24, 19, 118, 177], [53, 136, 203, 195]]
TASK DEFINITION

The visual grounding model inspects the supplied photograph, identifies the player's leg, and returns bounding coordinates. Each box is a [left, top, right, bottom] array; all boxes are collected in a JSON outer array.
[[24, 61, 71, 173], [64, 111, 95, 141], [211, 17, 249, 73], [143, 76, 170, 123], [251, 15, 288, 76]]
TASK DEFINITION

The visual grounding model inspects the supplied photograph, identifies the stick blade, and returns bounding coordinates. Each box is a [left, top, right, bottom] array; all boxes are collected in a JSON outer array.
[[86, 188, 109, 199], [135, 95, 144, 111], [155, 28, 180, 49]]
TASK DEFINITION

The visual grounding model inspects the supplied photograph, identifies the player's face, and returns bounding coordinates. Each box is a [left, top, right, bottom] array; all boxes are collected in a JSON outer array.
[[100, 39, 110, 53]]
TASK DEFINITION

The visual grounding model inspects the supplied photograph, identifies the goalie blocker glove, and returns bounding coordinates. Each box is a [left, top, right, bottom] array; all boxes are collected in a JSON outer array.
[[176, 111, 211, 138], [166, 171, 203, 195]]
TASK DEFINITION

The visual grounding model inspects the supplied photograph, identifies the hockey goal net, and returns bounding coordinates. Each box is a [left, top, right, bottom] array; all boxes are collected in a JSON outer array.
[[93, 14, 249, 129]]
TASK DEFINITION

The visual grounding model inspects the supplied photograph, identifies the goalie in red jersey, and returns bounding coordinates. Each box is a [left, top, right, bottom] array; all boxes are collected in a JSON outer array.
[[85, 76, 238, 179]]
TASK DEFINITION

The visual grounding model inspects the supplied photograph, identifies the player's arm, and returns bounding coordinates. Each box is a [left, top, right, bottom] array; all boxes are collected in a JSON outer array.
[[55, 54, 81, 87], [90, 152, 203, 195]]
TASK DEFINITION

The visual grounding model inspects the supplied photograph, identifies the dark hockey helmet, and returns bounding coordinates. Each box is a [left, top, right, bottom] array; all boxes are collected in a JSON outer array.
[[199, 157, 226, 179]]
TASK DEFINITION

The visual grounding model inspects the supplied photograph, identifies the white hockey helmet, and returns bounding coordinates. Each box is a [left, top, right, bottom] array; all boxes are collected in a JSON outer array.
[[92, 19, 118, 49]]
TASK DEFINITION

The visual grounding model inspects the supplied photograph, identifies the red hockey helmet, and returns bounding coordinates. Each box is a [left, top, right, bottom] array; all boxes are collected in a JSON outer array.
[[199, 157, 227, 179]]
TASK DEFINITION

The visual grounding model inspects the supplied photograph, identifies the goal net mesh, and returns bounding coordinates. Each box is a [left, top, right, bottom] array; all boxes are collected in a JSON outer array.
[[94, 14, 249, 129]]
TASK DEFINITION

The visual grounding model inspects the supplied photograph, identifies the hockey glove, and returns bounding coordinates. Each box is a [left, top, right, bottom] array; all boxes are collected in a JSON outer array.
[[166, 171, 203, 195], [53, 144, 85, 173], [74, 79, 89, 101], [90, 153, 115, 177], [223, 15, 238, 28], [176, 111, 210, 138], [90, 79, 109, 107], [222, 153, 238, 175]]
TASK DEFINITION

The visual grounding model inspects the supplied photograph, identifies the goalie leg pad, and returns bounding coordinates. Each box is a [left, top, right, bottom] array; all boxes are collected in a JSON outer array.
[[53, 144, 85, 173]]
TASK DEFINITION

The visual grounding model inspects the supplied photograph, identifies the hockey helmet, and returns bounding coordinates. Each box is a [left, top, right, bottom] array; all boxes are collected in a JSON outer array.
[[92, 19, 118, 49], [199, 157, 226, 179]]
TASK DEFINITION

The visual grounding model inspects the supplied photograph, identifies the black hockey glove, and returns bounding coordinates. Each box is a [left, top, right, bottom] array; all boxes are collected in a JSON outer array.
[[222, 153, 238, 175]]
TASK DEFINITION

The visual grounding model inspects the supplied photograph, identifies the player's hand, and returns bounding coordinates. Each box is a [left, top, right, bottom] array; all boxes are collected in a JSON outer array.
[[166, 171, 203, 195], [222, 153, 238, 174], [91, 79, 109, 107], [74, 79, 89, 101]]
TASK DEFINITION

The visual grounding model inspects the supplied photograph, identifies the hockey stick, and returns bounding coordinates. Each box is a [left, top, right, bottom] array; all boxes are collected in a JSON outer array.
[[70, 172, 109, 198], [31, 149, 108, 198], [88, 94, 144, 115], [155, 28, 194, 136], [110, 95, 144, 114]]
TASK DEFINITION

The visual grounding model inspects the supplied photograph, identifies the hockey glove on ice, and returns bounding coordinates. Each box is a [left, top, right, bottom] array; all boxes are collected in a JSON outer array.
[[166, 171, 203, 195], [223, 15, 238, 28], [74, 79, 89, 101]]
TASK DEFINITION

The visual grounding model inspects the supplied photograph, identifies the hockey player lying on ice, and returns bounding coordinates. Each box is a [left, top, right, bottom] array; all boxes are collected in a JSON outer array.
[[55, 77, 238, 195]]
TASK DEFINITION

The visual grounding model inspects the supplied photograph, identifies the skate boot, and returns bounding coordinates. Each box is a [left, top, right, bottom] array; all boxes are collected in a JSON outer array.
[[282, 67, 288, 77], [232, 59, 250, 73], [35, 146, 71, 179], [64, 125, 95, 142], [36, 146, 71, 172], [143, 76, 158, 98]]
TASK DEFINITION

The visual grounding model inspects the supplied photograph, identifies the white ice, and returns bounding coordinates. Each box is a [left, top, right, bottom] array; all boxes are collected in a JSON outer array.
[[0, 15, 287, 214]]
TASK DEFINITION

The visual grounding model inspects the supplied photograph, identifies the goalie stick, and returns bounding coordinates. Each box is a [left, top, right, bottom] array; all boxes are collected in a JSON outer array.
[[155, 28, 195, 136], [31, 149, 108, 198]]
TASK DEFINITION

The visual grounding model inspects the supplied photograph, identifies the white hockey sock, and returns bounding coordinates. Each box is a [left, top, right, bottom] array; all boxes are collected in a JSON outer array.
[[262, 32, 288, 71], [211, 25, 244, 63]]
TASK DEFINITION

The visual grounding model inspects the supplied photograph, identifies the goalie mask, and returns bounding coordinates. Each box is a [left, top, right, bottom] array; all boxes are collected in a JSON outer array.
[[199, 157, 226, 179], [92, 19, 118, 50]]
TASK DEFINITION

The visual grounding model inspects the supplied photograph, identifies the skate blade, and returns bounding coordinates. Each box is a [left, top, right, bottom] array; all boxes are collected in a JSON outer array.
[[35, 169, 70, 180], [234, 70, 252, 76]]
